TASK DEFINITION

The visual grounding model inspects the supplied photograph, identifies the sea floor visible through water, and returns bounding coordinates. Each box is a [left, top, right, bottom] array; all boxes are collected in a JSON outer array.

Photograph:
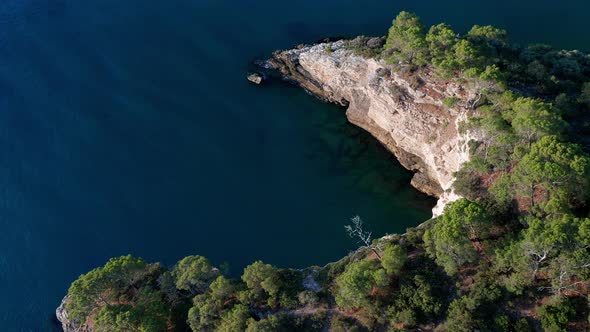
[[0, 0, 588, 330]]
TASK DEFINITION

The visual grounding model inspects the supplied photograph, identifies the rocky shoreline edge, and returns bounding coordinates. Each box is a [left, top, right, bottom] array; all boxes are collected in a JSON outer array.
[[57, 38, 473, 331], [266, 38, 471, 216]]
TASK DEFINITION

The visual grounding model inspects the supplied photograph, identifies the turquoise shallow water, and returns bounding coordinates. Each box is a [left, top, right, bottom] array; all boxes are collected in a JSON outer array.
[[0, 0, 588, 330]]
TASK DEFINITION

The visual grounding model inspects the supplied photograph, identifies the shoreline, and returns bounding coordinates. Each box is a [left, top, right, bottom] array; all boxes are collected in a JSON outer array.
[[267, 40, 472, 217]]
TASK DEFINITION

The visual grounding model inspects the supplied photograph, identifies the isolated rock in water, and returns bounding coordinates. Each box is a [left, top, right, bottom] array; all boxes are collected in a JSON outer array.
[[247, 73, 263, 84]]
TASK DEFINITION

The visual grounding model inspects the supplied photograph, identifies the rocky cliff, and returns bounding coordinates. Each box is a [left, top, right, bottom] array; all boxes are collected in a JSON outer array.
[[56, 40, 477, 332], [269, 40, 473, 216], [56, 296, 88, 332]]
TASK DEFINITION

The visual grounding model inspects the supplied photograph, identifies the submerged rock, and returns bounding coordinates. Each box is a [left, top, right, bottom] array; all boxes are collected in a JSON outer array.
[[247, 72, 263, 84]]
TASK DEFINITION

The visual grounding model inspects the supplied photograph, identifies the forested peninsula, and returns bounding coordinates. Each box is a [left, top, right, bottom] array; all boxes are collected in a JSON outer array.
[[58, 12, 590, 332]]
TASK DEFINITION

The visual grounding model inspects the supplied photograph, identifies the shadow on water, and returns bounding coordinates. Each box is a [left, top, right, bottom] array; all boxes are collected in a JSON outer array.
[[0, 0, 588, 330]]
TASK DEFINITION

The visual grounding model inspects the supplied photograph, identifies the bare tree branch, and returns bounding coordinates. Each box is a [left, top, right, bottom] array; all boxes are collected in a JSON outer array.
[[345, 216, 382, 259]]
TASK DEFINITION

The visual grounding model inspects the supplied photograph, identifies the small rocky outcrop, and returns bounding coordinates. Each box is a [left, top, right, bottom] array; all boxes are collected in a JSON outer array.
[[269, 40, 474, 216], [247, 72, 263, 84], [56, 296, 88, 332]]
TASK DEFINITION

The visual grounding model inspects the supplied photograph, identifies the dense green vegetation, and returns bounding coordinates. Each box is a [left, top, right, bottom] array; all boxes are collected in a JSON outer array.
[[64, 12, 590, 331]]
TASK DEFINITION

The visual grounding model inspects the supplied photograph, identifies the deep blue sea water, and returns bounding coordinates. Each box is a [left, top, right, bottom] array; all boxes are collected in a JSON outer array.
[[0, 0, 588, 330]]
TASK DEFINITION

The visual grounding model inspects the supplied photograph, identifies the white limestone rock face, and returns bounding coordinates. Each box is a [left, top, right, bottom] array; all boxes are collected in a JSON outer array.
[[270, 41, 474, 216], [56, 296, 88, 332]]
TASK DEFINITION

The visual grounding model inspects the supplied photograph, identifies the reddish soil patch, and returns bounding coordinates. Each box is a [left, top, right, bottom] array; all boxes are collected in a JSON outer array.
[[415, 102, 448, 118], [480, 168, 509, 188]]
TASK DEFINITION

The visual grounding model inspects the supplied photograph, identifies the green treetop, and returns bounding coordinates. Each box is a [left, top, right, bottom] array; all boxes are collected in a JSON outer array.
[[426, 23, 458, 74], [513, 135, 589, 213], [509, 98, 566, 147], [241, 261, 279, 301], [496, 215, 590, 295], [335, 258, 386, 309], [381, 243, 407, 276], [172, 255, 219, 295], [384, 11, 428, 66], [424, 199, 490, 275], [66, 255, 149, 322]]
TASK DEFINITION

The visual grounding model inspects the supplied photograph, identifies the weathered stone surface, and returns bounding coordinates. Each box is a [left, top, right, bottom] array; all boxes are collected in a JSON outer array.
[[366, 37, 384, 49], [56, 296, 88, 332], [269, 40, 473, 216], [247, 72, 263, 84]]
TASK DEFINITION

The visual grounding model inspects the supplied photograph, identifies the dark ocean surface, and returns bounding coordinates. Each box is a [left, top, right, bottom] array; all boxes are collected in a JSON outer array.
[[0, 0, 588, 330]]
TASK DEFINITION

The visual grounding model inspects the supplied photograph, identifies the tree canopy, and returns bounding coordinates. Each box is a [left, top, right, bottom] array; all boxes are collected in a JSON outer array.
[[513, 135, 589, 213], [424, 199, 489, 275], [384, 11, 428, 66], [172, 255, 219, 295], [335, 258, 385, 308], [381, 243, 407, 276], [66, 255, 149, 322]]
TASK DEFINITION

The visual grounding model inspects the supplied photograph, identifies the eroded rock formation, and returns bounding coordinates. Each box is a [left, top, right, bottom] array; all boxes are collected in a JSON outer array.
[[56, 296, 88, 332], [269, 40, 473, 216]]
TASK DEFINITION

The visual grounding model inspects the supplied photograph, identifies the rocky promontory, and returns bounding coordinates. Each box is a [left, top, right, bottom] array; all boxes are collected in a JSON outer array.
[[56, 296, 87, 332], [269, 39, 474, 216], [56, 39, 476, 332], [56, 9, 590, 329]]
